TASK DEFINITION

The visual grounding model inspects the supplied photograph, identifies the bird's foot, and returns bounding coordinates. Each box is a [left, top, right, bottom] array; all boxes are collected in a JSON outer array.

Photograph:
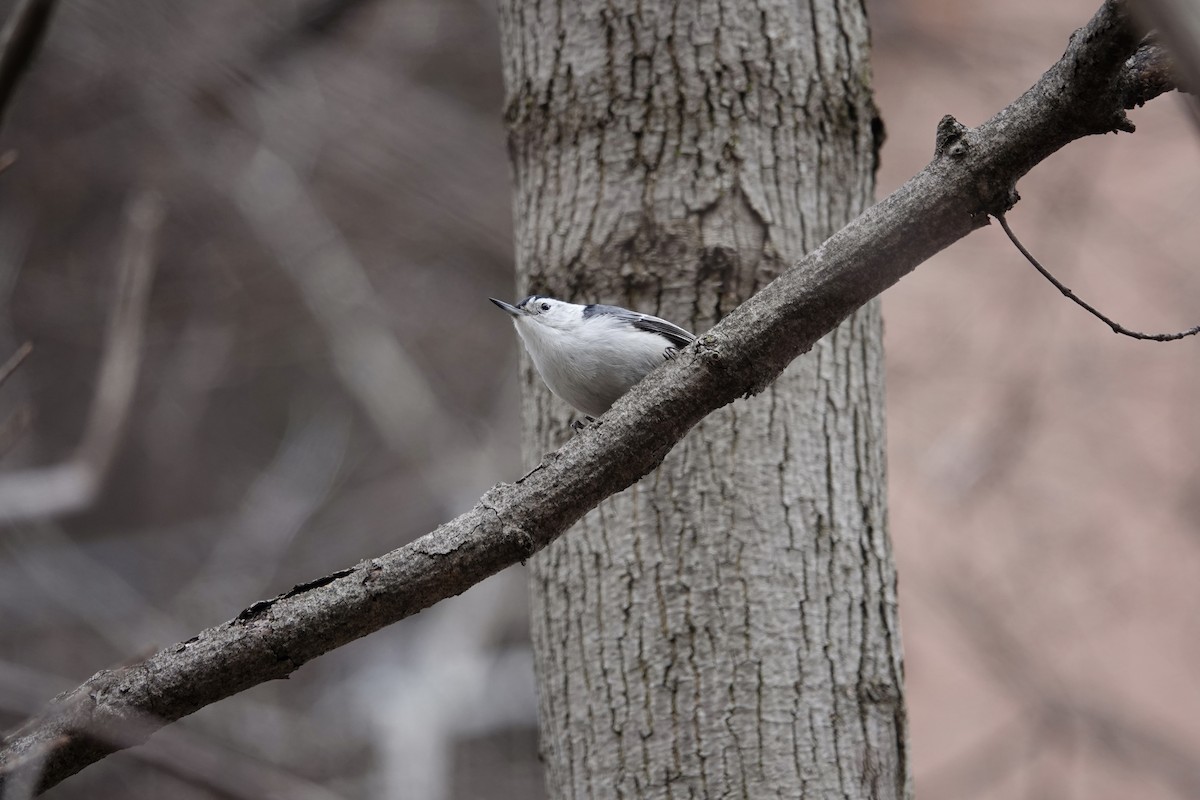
[[570, 416, 597, 434]]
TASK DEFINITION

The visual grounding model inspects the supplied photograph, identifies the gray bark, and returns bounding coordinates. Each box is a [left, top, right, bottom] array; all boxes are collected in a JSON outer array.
[[498, 1, 907, 797], [0, 2, 1168, 794]]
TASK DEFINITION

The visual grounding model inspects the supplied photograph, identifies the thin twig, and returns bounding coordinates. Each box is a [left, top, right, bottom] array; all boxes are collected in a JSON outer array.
[[0, 0, 58, 130], [0, 342, 31, 388], [997, 213, 1200, 341], [75, 192, 162, 471]]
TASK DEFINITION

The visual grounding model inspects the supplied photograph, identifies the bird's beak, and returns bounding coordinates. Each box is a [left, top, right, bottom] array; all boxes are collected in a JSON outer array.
[[489, 298, 525, 317]]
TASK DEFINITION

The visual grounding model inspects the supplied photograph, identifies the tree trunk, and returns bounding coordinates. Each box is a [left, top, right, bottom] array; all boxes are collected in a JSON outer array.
[[499, 1, 908, 797]]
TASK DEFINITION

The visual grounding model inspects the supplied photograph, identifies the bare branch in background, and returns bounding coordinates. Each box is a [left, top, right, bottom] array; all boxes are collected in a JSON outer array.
[[172, 398, 351, 618], [0, 660, 351, 800], [0, 193, 161, 521], [0, 1, 1185, 793], [0, 404, 30, 459], [998, 213, 1200, 341], [193, 0, 384, 128], [1132, 0, 1200, 93], [2, 523, 184, 652], [357, 572, 536, 799], [0, 343, 36, 459], [0, 0, 57, 131], [257, 0, 382, 65], [0, 341, 30, 388], [235, 147, 450, 455]]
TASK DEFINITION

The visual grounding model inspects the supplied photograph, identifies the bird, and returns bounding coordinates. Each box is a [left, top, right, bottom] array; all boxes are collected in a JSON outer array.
[[490, 295, 696, 419]]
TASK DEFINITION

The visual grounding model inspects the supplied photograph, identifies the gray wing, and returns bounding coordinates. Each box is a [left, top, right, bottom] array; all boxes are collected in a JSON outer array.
[[583, 304, 696, 350]]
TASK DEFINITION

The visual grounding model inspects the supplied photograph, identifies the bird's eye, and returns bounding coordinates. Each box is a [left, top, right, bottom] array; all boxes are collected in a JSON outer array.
[[540, 302, 551, 311]]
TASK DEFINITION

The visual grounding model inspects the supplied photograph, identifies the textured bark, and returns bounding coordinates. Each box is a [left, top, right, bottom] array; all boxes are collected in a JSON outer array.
[[0, 3, 1171, 794], [499, 1, 907, 797]]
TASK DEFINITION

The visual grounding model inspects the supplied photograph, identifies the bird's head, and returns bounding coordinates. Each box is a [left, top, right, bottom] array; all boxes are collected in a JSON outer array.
[[489, 296, 579, 330]]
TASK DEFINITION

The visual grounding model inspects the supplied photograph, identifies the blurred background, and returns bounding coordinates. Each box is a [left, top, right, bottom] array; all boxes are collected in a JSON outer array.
[[0, 0, 1197, 797]]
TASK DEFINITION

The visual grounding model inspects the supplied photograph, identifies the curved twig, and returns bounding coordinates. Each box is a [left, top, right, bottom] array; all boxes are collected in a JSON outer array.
[[0, 193, 162, 521], [997, 213, 1200, 341]]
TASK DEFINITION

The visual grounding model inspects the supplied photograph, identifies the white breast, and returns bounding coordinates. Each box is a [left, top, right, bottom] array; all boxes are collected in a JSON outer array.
[[514, 315, 674, 417]]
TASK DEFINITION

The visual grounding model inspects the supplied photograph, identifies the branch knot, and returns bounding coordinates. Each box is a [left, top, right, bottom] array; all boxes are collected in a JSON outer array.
[[934, 115, 970, 159]]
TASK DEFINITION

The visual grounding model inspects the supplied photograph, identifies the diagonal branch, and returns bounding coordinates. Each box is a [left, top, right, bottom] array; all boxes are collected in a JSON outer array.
[[0, 0, 58, 130], [0, 1, 1183, 794], [0, 342, 31, 389]]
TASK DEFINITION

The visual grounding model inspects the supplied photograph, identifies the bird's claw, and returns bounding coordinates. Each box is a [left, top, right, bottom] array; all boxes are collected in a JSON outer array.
[[570, 416, 597, 434]]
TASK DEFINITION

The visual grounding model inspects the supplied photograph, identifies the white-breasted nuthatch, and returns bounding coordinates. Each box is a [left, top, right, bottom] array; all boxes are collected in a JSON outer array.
[[490, 295, 696, 419]]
